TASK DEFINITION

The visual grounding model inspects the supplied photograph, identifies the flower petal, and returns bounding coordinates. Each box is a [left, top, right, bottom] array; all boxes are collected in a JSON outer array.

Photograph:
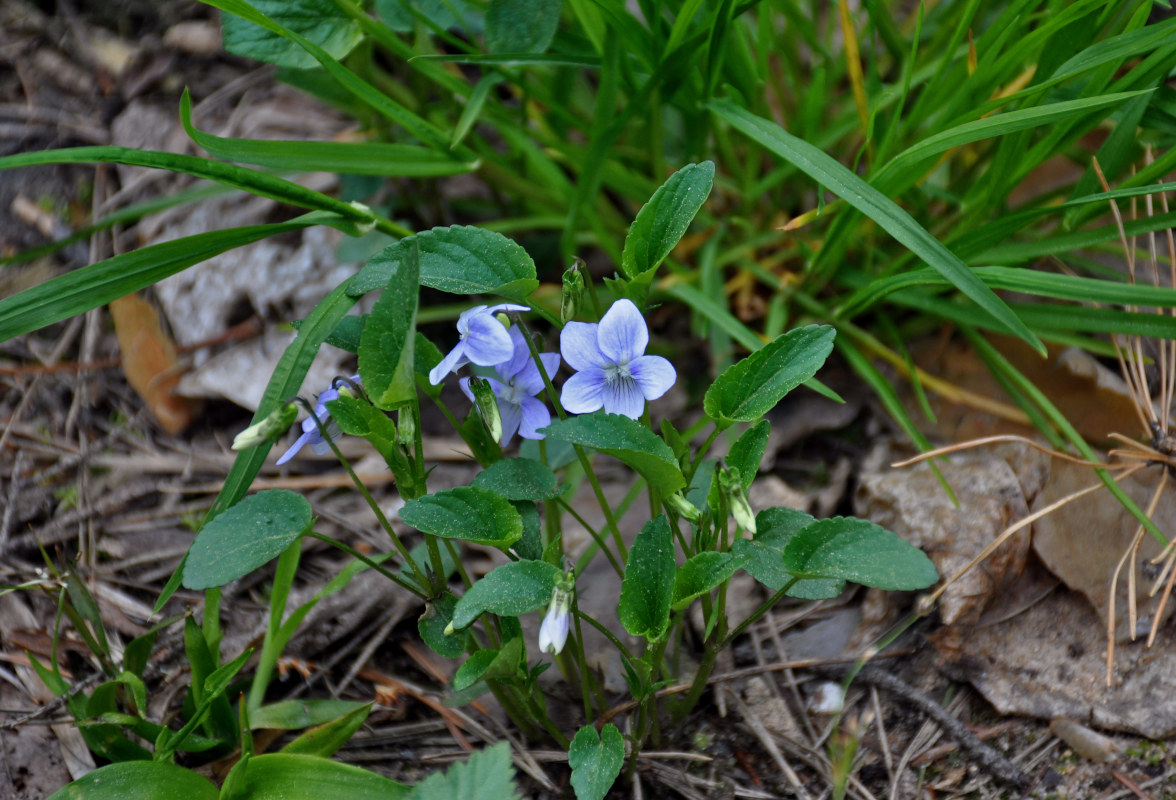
[[629, 355, 676, 402], [498, 398, 522, 446], [429, 341, 469, 385], [597, 299, 648, 364], [458, 376, 474, 403], [275, 430, 313, 466], [499, 327, 533, 380], [561, 368, 606, 413], [455, 304, 489, 337], [518, 397, 551, 439], [486, 302, 530, 316], [560, 322, 606, 371], [601, 375, 645, 419], [513, 351, 560, 396], [463, 313, 515, 366]]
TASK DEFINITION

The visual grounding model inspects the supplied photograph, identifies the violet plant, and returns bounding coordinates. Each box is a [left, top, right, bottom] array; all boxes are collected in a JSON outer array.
[[54, 164, 938, 800]]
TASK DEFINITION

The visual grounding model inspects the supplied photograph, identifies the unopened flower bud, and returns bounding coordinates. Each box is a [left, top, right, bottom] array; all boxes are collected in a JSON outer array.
[[232, 402, 298, 451], [396, 408, 416, 447], [665, 492, 701, 522], [443, 621, 456, 636], [718, 465, 756, 533], [561, 262, 586, 323], [467, 376, 503, 444], [539, 578, 574, 656]]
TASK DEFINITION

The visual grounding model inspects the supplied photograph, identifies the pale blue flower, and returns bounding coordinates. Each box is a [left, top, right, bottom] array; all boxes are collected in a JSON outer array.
[[460, 327, 559, 445], [559, 299, 676, 419], [428, 303, 530, 385], [276, 375, 360, 465], [539, 582, 573, 655]]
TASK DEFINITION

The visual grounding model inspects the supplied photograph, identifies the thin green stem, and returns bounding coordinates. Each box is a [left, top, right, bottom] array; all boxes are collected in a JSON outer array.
[[307, 531, 423, 597], [561, 498, 624, 578], [301, 398, 430, 591]]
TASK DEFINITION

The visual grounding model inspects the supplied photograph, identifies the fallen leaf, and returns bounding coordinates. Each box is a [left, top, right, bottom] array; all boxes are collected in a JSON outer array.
[[109, 292, 199, 434]]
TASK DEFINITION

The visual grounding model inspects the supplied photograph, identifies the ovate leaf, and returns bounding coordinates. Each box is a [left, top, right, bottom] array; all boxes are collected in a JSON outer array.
[[472, 458, 563, 500], [221, 0, 363, 69], [726, 419, 770, 489], [183, 491, 312, 589], [451, 560, 561, 629], [704, 325, 836, 427], [618, 516, 675, 641], [621, 161, 715, 280], [359, 241, 419, 409], [542, 414, 686, 495], [671, 552, 745, 611], [419, 592, 467, 658], [568, 724, 625, 800], [731, 507, 843, 599], [783, 517, 939, 591], [486, 0, 561, 54], [351, 225, 537, 301], [453, 636, 522, 691], [399, 487, 523, 551]]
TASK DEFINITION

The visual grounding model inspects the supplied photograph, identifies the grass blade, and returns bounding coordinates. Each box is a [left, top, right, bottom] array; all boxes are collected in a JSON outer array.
[[710, 99, 1045, 355]]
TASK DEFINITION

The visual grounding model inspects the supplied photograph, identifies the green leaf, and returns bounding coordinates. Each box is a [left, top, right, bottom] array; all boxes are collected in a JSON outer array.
[[541, 414, 686, 495], [726, 419, 770, 489], [46, 761, 219, 800], [618, 516, 675, 641], [251, 700, 370, 730], [221, 0, 363, 69], [405, 742, 520, 800], [620, 161, 715, 280], [419, 593, 468, 658], [327, 395, 412, 482], [783, 517, 939, 591], [219, 753, 409, 800], [451, 560, 561, 629], [472, 458, 563, 500], [281, 704, 371, 757], [486, 0, 561, 54], [399, 487, 523, 551], [878, 90, 1152, 187], [180, 90, 475, 177], [671, 552, 745, 611], [183, 490, 313, 589], [731, 507, 843, 599], [709, 99, 1046, 355], [351, 226, 538, 301], [512, 501, 543, 560], [704, 325, 836, 427], [359, 241, 420, 409], [453, 636, 522, 691], [209, 0, 455, 154], [0, 147, 372, 222], [0, 218, 319, 342], [568, 724, 625, 800]]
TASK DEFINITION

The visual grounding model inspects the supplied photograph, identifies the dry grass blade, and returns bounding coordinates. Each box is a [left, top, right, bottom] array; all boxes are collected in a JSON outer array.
[[898, 154, 1176, 686]]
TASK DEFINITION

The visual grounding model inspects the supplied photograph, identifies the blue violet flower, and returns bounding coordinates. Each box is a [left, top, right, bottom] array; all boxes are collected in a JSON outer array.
[[560, 299, 676, 419], [276, 375, 360, 465], [428, 303, 530, 385], [460, 327, 559, 446]]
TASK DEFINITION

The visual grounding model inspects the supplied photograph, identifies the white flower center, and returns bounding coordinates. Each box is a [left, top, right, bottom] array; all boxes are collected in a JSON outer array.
[[604, 361, 632, 387], [498, 379, 524, 405]]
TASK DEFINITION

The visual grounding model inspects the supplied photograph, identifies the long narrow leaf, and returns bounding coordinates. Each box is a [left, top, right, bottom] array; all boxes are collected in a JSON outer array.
[[0, 217, 321, 342], [841, 265, 1176, 317], [0, 146, 372, 222], [710, 100, 1045, 354], [179, 90, 477, 177]]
